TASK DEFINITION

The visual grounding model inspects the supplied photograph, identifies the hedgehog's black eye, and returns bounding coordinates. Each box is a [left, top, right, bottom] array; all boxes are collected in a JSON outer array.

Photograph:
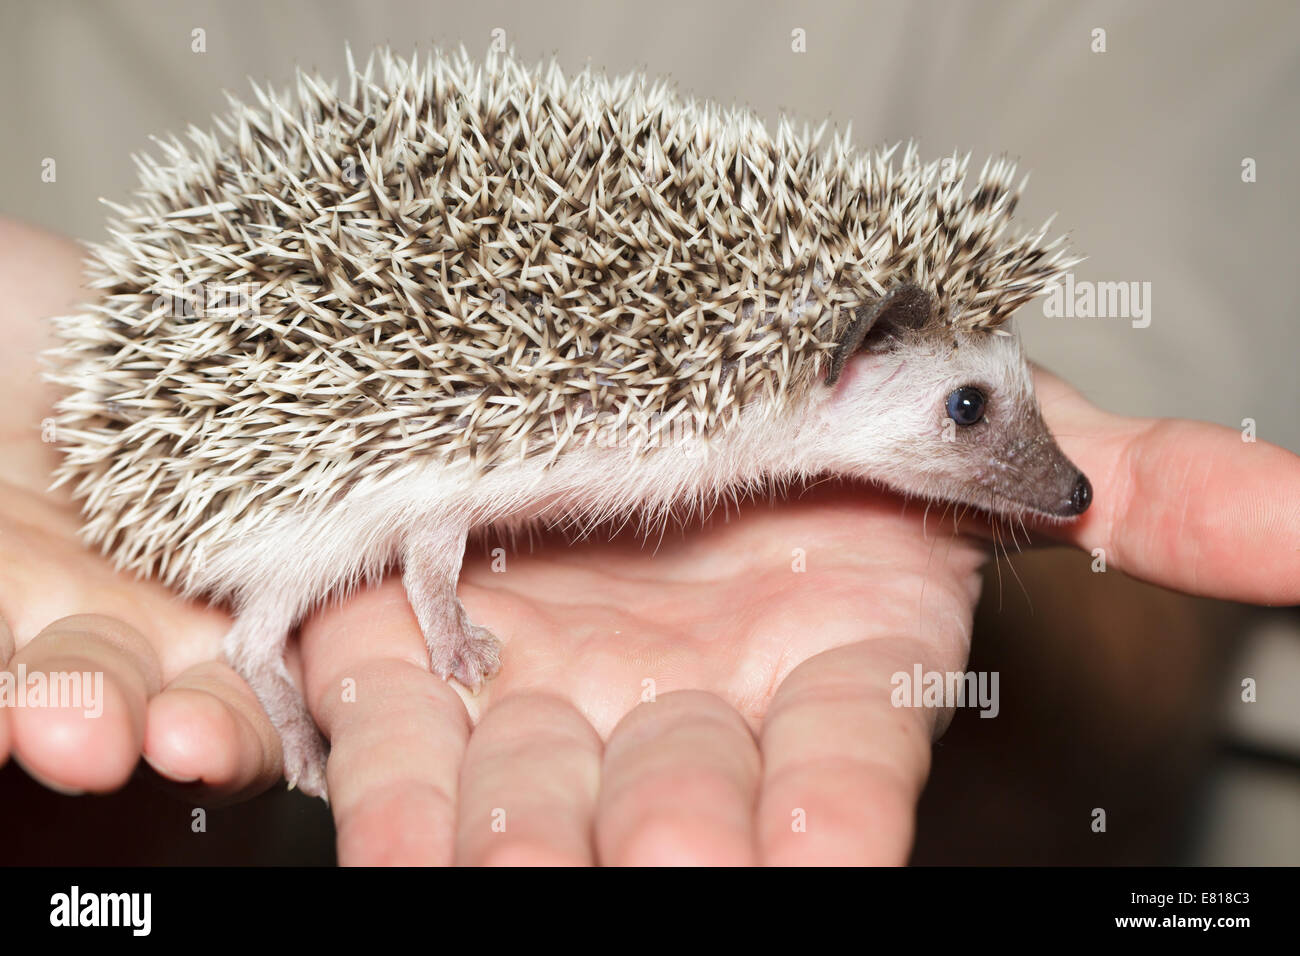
[[946, 387, 986, 426]]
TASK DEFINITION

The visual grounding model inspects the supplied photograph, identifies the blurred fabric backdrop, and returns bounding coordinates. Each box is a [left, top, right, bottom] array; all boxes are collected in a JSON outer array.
[[0, 0, 1295, 864]]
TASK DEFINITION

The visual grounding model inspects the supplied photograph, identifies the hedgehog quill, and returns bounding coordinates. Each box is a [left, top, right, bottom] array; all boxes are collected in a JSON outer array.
[[46, 47, 1089, 798]]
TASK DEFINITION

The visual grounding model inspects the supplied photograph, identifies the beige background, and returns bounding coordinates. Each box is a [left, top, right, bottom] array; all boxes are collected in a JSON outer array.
[[0, 0, 1295, 863]]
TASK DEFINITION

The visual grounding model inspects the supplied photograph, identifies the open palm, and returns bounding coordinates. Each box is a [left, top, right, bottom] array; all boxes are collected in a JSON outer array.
[[296, 479, 983, 865], [2, 219, 1296, 864]]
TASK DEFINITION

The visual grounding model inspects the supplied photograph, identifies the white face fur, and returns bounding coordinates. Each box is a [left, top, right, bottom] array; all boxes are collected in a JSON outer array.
[[797, 318, 1091, 521]]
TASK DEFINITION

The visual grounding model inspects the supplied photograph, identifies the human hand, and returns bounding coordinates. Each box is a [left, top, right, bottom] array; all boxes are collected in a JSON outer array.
[[289, 361, 1297, 865]]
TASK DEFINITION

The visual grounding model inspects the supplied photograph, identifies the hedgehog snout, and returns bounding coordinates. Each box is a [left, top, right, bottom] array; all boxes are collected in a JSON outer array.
[[1042, 464, 1092, 518], [984, 430, 1092, 520]]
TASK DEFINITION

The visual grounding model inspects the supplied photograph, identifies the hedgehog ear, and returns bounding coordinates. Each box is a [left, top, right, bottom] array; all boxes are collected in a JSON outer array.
[[824, 283, 936, 385]]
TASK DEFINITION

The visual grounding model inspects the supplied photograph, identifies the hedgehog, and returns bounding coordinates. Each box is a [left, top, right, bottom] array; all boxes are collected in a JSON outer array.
[[45, 46, 1089, 799]]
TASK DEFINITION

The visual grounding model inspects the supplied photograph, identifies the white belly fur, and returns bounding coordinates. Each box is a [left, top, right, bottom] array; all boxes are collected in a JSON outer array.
[[189, 400, 813, 619]]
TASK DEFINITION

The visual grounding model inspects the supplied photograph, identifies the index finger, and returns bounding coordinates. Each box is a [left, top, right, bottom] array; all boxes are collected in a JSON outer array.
[[1036, 367, 1300, 605]]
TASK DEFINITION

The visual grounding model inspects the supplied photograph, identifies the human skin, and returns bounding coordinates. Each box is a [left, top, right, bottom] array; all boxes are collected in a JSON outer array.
[[1, 217, 1296, 865]]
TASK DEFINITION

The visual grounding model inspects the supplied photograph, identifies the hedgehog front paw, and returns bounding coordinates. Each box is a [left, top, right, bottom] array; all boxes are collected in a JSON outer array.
[[432, 622, 502, 694]]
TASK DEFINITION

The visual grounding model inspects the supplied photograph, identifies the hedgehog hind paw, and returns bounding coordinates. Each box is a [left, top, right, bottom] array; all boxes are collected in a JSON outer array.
[[223, 607, 330, 800], [431, 621, 502, 694], [281, 714, 330, 801], [241, 659, 329, 801]]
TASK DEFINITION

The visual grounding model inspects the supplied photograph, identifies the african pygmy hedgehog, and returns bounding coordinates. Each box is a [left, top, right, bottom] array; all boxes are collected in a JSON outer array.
[[46, 46, 1089, 798]]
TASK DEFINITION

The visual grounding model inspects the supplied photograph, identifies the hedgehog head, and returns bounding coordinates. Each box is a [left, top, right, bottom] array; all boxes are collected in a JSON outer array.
[[807, 283, 1090, 520]]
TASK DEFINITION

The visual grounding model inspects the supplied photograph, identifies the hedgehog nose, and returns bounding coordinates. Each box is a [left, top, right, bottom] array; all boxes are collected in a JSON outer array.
[[1068, 473, 1092, 515]]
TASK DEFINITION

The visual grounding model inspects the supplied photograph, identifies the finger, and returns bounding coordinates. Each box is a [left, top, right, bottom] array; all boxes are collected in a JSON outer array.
[[0, 612, 14, 767], [1035, 367, 1300, 603], [455, 693, 602, 866], [596, 690, 760, 866], [6, 613, 162, 793], [758, 639, 943, 866], [299, 578, 469, 866], [142, 660, 282, 802]]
